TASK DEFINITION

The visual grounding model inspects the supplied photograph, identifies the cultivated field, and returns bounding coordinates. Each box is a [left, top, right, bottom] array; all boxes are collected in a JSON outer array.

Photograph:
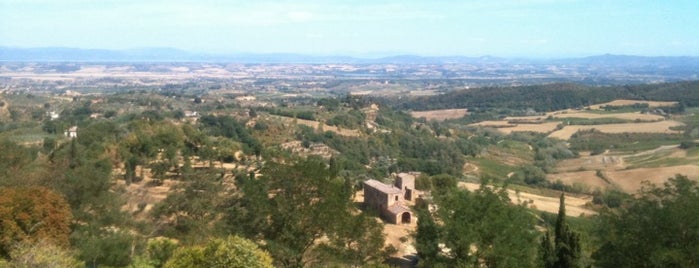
[[470, 121, 561, 134], [548, 120, 684, 140], [551, 111, 665, 121], [411, 108, 468, 121], [458, 182, 596, 217], [605, 165, 699, 193], [472, 99, 680, 137], [550, 146, 699, 193], [588, 99, 678, 109], [547, 171, 612, 191]]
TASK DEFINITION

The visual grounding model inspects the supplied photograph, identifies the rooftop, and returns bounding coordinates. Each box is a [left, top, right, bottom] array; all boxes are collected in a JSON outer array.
[[364, 179, 402, 195], [386, 203, 411, 216]]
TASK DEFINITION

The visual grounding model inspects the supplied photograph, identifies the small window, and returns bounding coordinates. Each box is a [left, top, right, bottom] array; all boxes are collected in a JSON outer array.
[[395, 196, 399, 201]]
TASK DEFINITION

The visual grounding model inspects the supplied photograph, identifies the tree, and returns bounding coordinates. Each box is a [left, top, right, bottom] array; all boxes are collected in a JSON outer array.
[[430, 174, 457, 196], [164, 236, 273, 268], [5, 239, 83, 268], [593, 175, 699, 267], [415, 207, 440, 267], [0, 139, 36, 185], [141, 237, 179, 268], [225, 157, 387, 267], [540, 194, 581, 268], [73, 227, 135, 267], [152, 169, 225, 242], [431, 182, 539, 267], [0, 187, 73, 258], [540, 232, 555, 268]]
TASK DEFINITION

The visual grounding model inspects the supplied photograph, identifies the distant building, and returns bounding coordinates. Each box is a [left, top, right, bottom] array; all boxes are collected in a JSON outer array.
[[48, 111, 60, 120], [64, 126, 78, 139], [363, 172, 418, 224], [184, 110, 199, 117], [235, 95, 256, 101]]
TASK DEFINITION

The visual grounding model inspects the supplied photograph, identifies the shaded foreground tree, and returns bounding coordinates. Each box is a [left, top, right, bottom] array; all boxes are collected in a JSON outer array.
[[225, 157, 387, 267], [414, 206, 440, 267], [540, 194, 581, 268], [0, 187, 72, 258], [416, 182, 539, 267], [593, 175, 699, 267]]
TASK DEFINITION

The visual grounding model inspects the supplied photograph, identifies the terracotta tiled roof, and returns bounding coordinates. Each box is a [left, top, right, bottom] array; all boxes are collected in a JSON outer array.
[[364, 179, 402, 194], [386, 203, 411, 216]]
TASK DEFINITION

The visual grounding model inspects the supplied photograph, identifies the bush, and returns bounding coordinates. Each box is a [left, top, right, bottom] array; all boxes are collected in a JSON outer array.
[[165, 236, 273, 268]]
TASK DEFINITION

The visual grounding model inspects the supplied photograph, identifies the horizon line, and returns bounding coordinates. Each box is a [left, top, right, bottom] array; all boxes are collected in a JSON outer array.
[[2, 46, 699, 60]]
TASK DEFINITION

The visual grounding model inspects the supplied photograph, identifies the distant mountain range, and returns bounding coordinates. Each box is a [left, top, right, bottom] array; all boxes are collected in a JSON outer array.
[[1, 47, 699, 66]]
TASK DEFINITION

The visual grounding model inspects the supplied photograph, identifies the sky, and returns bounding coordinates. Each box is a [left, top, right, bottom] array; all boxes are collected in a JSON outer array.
[[1, 0, 698, 57]]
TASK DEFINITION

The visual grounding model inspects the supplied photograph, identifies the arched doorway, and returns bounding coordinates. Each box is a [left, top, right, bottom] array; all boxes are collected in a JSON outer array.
[[401, 212, 411, 224]]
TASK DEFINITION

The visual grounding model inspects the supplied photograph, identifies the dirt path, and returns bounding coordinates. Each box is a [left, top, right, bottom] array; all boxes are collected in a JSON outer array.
[[458, 182, 596, 216]]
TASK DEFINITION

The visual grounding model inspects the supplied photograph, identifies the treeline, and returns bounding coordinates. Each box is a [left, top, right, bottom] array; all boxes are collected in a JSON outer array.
[[398, 81, 699, 112]]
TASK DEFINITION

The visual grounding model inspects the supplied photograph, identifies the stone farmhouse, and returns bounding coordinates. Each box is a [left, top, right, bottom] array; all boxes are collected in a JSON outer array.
[[363, 172, 419, 224]]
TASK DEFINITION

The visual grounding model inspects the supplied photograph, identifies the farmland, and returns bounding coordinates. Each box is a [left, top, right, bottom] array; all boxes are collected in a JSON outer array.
[[2, 61, 699, 267], [410, 108, 469, 121], [548, 120, 684, 140]]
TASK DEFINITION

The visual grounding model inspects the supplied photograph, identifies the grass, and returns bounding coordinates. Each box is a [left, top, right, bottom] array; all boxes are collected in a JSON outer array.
[[687, 147, 699, 157], [569, 131, 684, 153], [626, 157, 694, 169], [583, 107, 644, 114], [553, 117, 634, 125], [496, 139, 533, 155], [622, 144, 699, 168], [468, 156, 517, 180]]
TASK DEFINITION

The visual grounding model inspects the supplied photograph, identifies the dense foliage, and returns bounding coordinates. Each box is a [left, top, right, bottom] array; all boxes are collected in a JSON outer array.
[[400, 81, 699, 112], [415, 182, 539, 267], [593, 175, 699, 267], [164, 236, 273, 268]]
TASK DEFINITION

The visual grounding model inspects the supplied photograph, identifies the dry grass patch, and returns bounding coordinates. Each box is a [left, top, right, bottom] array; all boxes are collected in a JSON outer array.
[[555, 154, 625, 173], [411, 108, 469, 121], [547, 171, 613, 192], [458, 182, 596, 216], [588, 99, 678, 110], [271, 115, 362, 137], [553, 111, 664, 121], [605, 165, 699, 193], [471, 121, 561, 134], [548, 120, 684, 140]]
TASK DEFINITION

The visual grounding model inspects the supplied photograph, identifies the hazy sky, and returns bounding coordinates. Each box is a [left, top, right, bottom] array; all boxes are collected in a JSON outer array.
[[1, 0, 698, 57]]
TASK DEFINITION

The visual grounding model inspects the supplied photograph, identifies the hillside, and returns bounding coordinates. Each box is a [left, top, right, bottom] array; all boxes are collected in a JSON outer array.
[[399, 81, 699, 111]]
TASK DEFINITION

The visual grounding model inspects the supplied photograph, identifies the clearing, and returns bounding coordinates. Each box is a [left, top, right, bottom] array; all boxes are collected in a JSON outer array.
[[588, 99, 678, 110], [411, 108, 469, 121], [551, 111, 665, 121], [271, 115, 362, 137], [458, 182, 596, 217], [550, 146, 699, 193], [548, 120, 684, 140], [470, 121, 561, 134]]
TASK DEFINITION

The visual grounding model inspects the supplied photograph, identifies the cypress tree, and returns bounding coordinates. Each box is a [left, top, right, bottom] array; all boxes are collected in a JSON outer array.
[[540, 231, 555, 268], [553, 194, 581, 268], [540, 193, 581, 268]]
